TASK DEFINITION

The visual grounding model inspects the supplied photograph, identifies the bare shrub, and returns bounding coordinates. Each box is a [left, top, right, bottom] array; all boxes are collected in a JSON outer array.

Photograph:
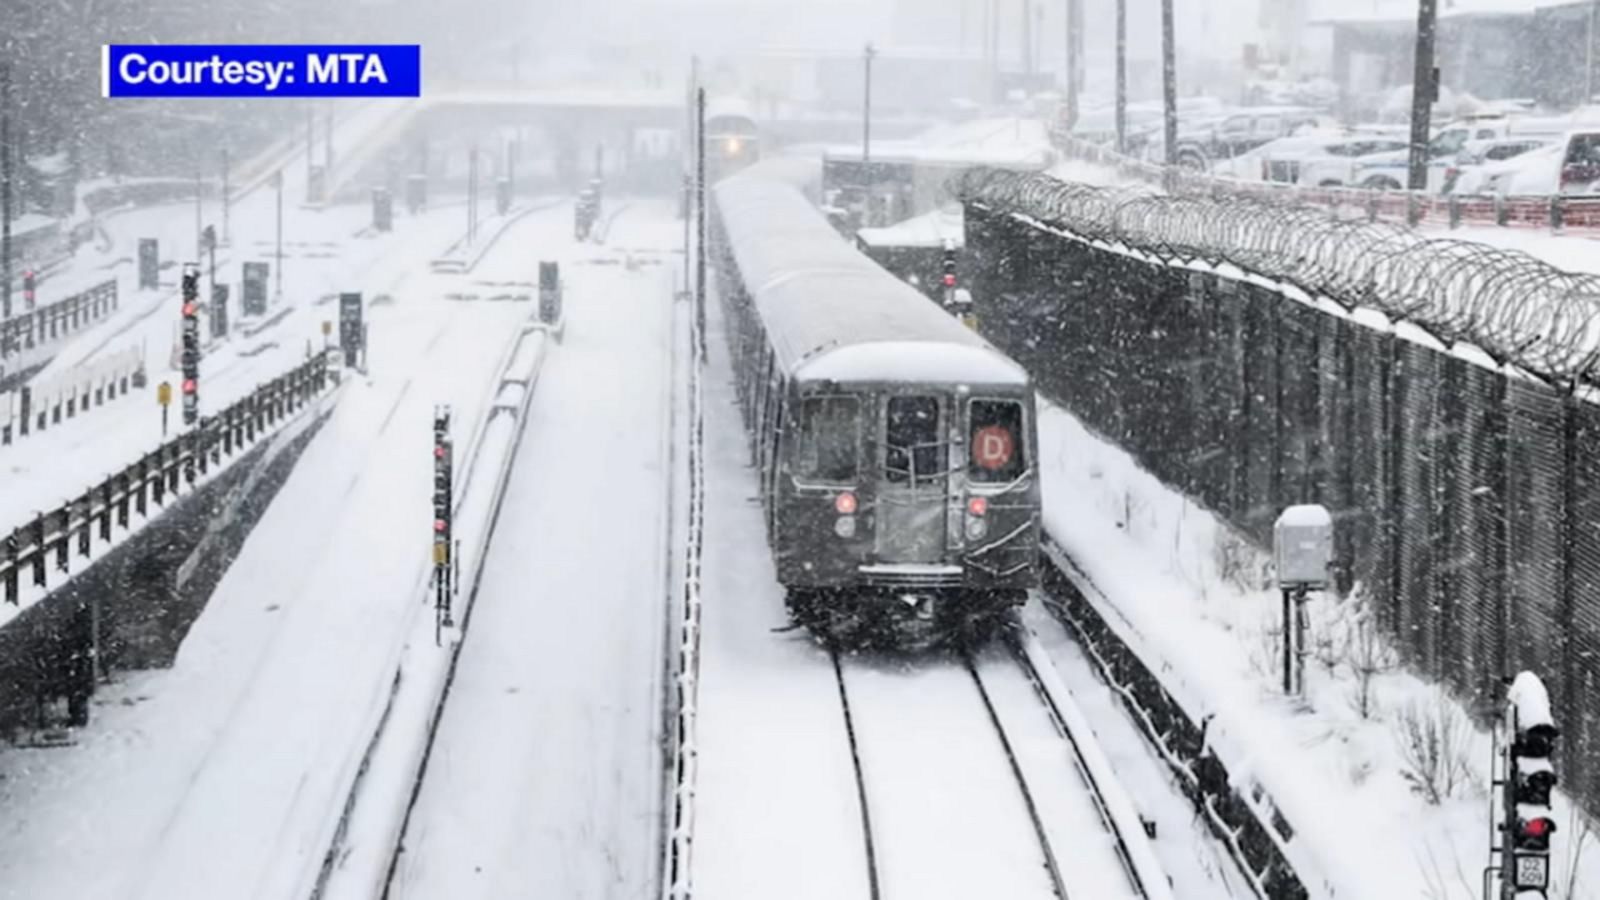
[[1344, 605, 1399, 721], [1392, 688, 1474, 805]]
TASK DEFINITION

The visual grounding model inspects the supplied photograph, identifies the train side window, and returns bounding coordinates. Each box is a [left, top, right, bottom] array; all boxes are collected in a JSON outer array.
[[885, 395, 941, 484], [968, 399, 1026, 483], [793, 396, 859, 483]]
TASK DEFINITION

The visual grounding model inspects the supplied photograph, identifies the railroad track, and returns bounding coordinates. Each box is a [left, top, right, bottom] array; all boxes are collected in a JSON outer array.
[[829, 626, 1171, 900]]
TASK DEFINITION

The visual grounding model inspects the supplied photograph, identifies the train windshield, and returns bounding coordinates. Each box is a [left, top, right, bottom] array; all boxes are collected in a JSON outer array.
[[793, 396, 859, 482], [885, 395, 942, 484], [968, 399, 1026, 483]]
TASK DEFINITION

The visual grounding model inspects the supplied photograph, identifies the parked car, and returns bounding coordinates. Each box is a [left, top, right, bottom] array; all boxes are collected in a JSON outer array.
[[1344, 117, 1566, 192], [1212, 132, 1409, 185], [1444, 138, 1552, 194], [1472, 130, 1600, 196]]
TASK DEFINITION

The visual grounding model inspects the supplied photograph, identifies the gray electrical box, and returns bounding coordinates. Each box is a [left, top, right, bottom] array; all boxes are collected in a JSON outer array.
[[1273, 504, 1333, 589]]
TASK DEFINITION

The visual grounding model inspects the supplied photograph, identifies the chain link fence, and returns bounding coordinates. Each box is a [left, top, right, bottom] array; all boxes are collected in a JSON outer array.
[[959, 173, 1600, 820]]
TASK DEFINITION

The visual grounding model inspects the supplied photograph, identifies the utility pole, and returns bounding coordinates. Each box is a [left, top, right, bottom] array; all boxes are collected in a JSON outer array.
[[694, 88, 706, 361], [221, 147, 230, 247], [863, 43, 876, 228], [1115, 0, 1128, 153], [194, 166, 203, 260], [1586, 0, 1597, 103], [1, 59, 12, 320], [1407, 0, 1439, 192], [1161, 0, 1179, 185], [1065, 0, 1082, 131], [1021, 0, 1034, 83], [989, 0, 1001, 103], [274, 169, 283, 301]]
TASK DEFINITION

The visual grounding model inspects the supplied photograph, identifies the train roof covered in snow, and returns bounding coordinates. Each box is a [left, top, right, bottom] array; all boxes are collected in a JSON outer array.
[[712, 160, 1027, 387]]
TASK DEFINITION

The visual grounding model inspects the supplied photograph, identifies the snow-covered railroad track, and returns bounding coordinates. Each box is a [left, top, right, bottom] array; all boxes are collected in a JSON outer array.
[[970, 626, 1176, 900]]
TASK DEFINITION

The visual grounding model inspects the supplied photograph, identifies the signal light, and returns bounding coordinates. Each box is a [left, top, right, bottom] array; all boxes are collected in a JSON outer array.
[[435, 446, 445, 459], [834, 492, 858, 515], [434, 518, 447, 533], [182, 379, 196, 394], [967, 496, 988, 517], [943, 273, 956, 287]]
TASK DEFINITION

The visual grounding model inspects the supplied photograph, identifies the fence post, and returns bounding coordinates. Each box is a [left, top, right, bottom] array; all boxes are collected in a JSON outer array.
[[99, 482, 112, 543], [31, 513, 46, 587], [1551, 196, 1565, 231], [1448, 196, 1461, 230]]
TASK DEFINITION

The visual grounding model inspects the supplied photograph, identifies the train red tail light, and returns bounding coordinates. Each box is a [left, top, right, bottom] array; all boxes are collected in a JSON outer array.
[[967, 496, 988, 517], [834, 492, 858, 515]]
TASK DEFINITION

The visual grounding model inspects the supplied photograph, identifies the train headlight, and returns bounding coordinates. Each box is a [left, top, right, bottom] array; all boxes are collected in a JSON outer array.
[[725, 136, 743, 155], [965, 516, 988, 540], [834, 516, 857, 538]]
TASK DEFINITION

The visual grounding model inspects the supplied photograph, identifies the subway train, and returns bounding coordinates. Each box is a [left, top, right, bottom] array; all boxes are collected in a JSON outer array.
[[704, 97, 761, 182], [709, 160, 1041, 646]]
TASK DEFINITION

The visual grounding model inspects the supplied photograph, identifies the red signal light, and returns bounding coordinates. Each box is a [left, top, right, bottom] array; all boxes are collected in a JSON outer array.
[[1524, 818, 1552, 838], [434, 446, 445, 459], [182, 379, 197, 394], [434, 518, 447, 533], [943, 273, 956, 287], [182, 302, 198, 317]]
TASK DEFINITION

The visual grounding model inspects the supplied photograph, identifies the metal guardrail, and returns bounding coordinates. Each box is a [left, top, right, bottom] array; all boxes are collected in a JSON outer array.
[[0, 280, 119, 365], [1, 353, 332, 605], [0, 346, 145, 446], [1051, 133, 1600, 235]]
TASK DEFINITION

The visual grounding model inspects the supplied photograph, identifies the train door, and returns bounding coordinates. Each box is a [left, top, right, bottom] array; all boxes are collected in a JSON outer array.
[[876, 394, 949, 563]]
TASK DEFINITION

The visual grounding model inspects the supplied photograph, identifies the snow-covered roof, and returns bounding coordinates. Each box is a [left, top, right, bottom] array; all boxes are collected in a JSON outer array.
[[856, 206, 964, 248], [1310, 0, 1573, 24], [714, 163, 1027, 387]]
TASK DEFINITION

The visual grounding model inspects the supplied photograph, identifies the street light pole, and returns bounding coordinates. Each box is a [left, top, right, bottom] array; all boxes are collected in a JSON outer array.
[[863, 42, 876, 227], [1407, 0, 1439, 192], [1115, 0, 1128, 153], [221, 147, 230, 247], [274, 169, 283, 301], [1161, 0, 1179, 185], [1, 58, 12, 320]]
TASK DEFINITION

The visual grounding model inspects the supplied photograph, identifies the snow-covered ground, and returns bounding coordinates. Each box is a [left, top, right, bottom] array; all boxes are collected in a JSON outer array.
[[0, 204, 565, 900], [1037, 400, 1600, 900], [388, 201, 679, 899], [689, 291, 874, 900]]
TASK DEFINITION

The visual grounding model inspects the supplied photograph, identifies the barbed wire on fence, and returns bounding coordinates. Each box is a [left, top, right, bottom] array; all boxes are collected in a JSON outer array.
[[954, 167, 1600, 387]]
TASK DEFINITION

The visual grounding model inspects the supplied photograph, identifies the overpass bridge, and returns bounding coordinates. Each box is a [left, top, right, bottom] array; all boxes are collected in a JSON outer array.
[[321, 85, 685, 203]]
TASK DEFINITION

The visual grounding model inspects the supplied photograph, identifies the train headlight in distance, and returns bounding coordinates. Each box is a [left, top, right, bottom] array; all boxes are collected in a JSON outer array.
[[725, 136, 743, 155]]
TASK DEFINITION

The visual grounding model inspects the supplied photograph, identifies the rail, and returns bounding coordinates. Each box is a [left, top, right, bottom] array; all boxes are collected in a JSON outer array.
[[1, 353, 333, 606], [1039, 540, 1312, 900], [1051, 133, 1600, 236]]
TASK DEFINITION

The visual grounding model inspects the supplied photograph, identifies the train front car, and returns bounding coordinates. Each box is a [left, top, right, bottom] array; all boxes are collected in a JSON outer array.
[[711, 163, 1041, 648], [704, 96, 761, 183]]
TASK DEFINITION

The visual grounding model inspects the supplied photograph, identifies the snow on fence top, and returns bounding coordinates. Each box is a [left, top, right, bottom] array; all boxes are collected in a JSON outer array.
[[955, 167, 1600, 387]]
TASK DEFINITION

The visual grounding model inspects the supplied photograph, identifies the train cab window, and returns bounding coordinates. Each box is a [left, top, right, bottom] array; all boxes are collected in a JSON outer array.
[[968, 399, 1026, 483], [793, 396, 859, 482], [885, 396, 942, 484]]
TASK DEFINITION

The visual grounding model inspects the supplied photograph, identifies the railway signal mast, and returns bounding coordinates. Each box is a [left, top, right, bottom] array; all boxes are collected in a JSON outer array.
[[181, 263, 201, 427], [1490, 671, 1560, 899], [432, 406, 457, 644]]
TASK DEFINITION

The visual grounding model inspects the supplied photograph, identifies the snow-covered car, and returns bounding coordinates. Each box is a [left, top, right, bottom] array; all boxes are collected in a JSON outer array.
[[1472, 130, 1600, 196], [1337, 117, 1566, 192], [1443, 138, 1552, 194], [1211, 133, 1408, 185]]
